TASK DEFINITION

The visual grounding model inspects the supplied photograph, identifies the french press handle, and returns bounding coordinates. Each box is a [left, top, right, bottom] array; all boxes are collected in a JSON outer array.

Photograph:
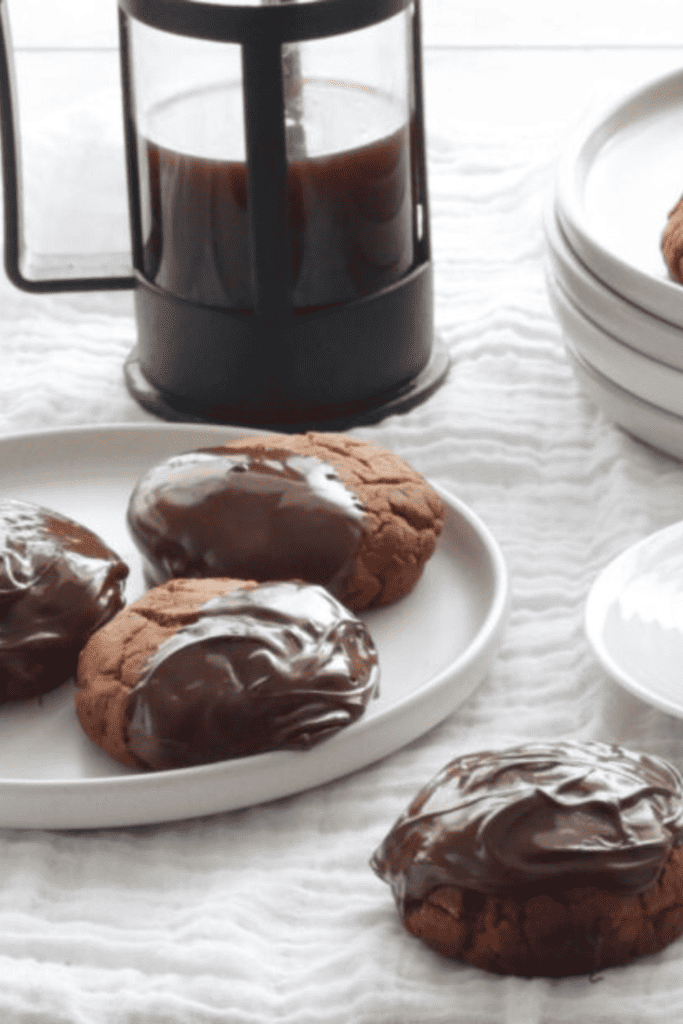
[[0, 0, 134, 293]]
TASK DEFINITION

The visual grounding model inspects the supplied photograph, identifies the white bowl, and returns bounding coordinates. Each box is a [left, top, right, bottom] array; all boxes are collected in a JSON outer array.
[[544, 204, 683, 372], [547, 272, 683, 420]]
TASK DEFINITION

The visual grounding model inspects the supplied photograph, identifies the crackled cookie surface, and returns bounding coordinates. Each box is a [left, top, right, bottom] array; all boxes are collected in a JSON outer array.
[[662, 195, 683, 283], [371, 740, 683, 976], [76, 577, 379, 770], [127, 431, 445, 612]]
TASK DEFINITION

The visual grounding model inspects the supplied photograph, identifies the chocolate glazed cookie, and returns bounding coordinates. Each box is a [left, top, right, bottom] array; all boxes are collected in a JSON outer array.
[[371, 741, 683, 976], [126, 432, 445, 612], [76, 578, 379, 770], [0, 499, 129, 701]]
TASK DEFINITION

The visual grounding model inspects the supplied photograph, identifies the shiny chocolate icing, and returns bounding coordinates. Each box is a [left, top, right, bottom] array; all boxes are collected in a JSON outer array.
[[0, 499, 129, 701], [127, 448, 366, 595], [124, 581, 379, 770], [371, 741, 683, 905]]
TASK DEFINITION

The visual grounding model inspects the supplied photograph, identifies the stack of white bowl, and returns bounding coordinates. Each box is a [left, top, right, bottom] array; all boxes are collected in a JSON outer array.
[[545, 67, 683, 462]]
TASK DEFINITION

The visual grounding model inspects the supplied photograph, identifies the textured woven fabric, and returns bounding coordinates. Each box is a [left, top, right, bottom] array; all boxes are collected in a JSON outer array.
[[3, 44, 683, 1024]]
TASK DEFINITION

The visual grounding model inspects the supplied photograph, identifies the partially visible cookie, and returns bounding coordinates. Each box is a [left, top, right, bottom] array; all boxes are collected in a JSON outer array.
[[371, 741, 683, 976], [0, 499, 129, 702], [662, 195, 683, 283], [126, 431, 445, 612], [76, 577, 380, 770], [401, 850, 683, 977]]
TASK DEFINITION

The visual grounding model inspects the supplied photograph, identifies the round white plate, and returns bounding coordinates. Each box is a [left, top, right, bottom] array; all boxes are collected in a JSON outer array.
[[564, 339, 683, 462], [544, 204, 683, 371], [586, 520, 683, 719], [555, 67, 683, 328], [547, 272, 683, 419], [0, 423, 509, 829]]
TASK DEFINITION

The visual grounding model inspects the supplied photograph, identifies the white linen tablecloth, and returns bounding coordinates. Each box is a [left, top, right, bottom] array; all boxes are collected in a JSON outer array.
[[3, 27, 683, 1023]]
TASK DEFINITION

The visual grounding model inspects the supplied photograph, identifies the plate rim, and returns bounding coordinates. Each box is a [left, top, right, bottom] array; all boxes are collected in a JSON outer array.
[[544, 202, 683, 371], [555, 66, 683, 327], [548, 272, 683, 418], [563, 333, 683, 464], [0, 421, 510, 828], [585, 520, 683, 719]]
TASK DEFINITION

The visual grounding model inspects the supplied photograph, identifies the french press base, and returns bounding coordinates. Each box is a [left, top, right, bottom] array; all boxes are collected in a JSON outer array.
[[124, 340, 449, 431], [123, 256, 449, 431]]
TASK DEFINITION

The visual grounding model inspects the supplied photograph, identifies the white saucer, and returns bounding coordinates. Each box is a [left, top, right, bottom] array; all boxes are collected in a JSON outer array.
[[555, 66, 683, 328], [586, 520, 683, 719], [0, 423, 509, 829]]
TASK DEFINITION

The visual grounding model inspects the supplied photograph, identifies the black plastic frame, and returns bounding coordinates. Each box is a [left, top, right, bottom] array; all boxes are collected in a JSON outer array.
[[120, 0, 431, 312], [120, 0, 442, 425]]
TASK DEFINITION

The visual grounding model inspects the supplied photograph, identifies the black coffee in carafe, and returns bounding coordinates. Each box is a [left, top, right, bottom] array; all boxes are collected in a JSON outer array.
[[140, 109, 414, 309]]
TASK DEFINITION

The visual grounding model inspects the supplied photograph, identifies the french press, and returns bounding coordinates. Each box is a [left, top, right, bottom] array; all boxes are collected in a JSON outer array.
[[0, 0, 449, 429]]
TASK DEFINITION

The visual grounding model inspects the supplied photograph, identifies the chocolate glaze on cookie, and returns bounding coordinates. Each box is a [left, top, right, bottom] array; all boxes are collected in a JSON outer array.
[[0, 499, 129, 701], [123, 581, 379, 770], [127, 448, 366, 596], [371, 741, 683, 907]]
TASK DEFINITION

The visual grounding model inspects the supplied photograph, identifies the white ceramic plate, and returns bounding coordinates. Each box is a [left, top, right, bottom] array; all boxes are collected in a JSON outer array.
[[586, 520, 683, 719], [544, 204, 683, 371], [564, 339, 683, 463], [547, 272, 683, 419], [0, 423, 509, 829], [555, 67, 683, 328]]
